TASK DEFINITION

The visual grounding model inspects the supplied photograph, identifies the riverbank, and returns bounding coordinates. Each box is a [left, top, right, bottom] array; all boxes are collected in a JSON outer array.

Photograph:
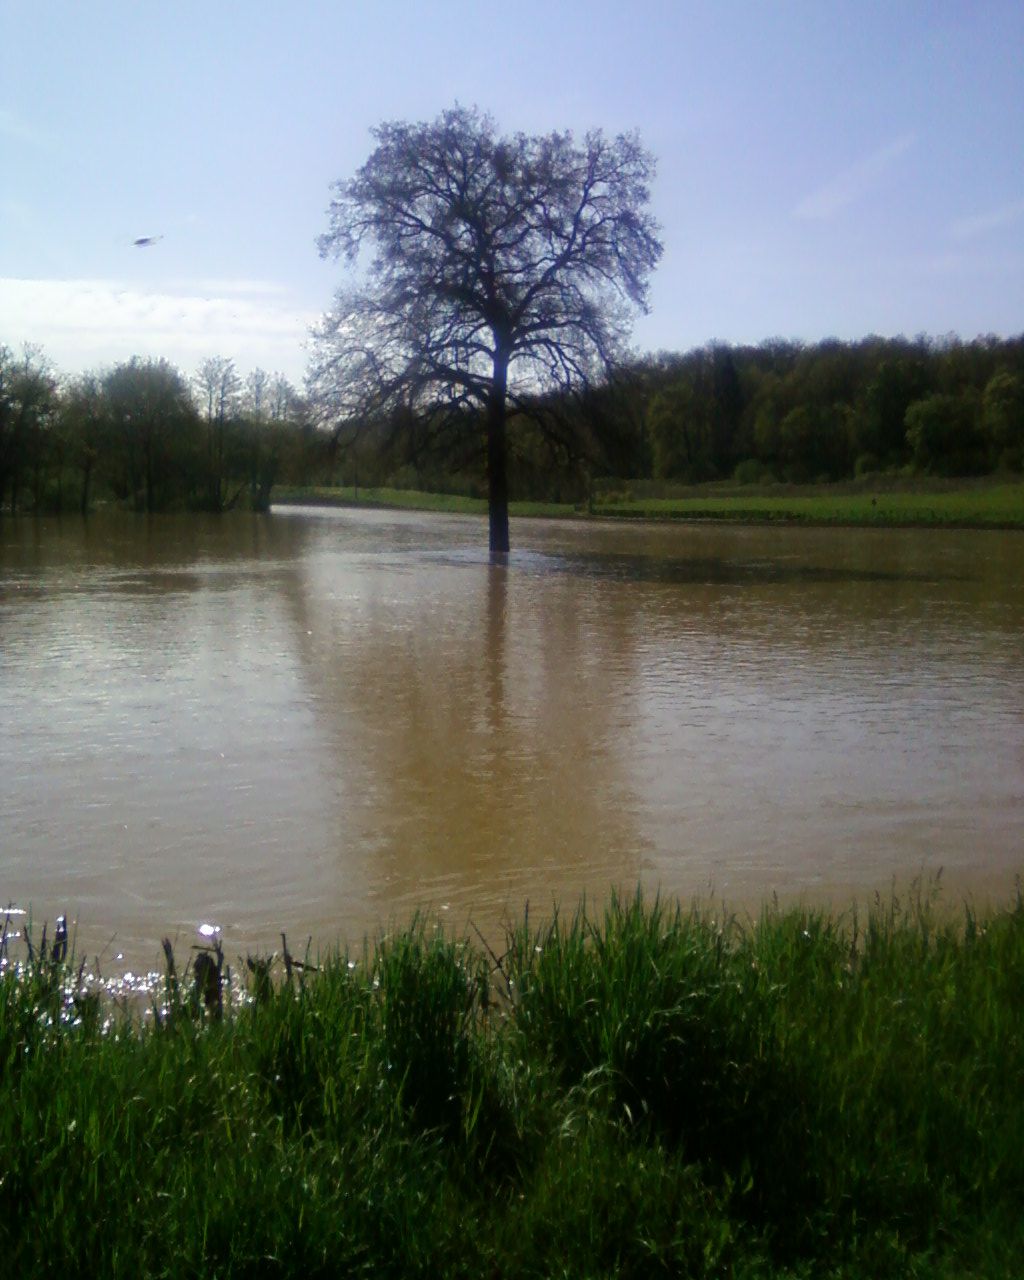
[[3, 886, 1021, 1277], [272, 476, 1024, 529]]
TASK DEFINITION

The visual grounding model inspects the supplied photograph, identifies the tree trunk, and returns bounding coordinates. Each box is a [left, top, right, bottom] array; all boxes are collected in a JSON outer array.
[[487, 350, 510, 556]]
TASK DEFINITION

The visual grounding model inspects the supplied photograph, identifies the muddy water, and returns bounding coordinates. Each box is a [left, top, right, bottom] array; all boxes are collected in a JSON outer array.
[[2, 507, 1022, 969]]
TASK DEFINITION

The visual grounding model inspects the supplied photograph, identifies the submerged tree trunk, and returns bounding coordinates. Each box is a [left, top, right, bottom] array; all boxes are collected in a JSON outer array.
[[487, 349, 511, 557]]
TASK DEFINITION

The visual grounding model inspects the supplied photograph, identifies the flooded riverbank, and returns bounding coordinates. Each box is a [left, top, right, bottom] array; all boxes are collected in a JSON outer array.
[[2, 507, 1022, 967]]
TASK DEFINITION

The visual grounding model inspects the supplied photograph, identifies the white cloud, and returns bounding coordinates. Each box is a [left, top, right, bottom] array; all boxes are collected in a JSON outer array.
[[0, 277, 319, 381], [949, 199, 1024, 242], [794, 132, 916, 220]]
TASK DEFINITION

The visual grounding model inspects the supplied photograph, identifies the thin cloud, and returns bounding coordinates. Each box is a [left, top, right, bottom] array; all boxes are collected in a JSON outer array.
[[166, 278, 292, 297], [0, 277, 316, 379], [949, 199, 1024, 242], [794, 132, 916, 220]]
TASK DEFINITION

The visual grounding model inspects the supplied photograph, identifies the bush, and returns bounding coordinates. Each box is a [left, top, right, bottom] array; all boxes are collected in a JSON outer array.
[[732, 458, 764, 485], [997, 446, 1023, 473]]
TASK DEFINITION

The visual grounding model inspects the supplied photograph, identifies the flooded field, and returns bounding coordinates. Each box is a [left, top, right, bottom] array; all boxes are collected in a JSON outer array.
[[2, 507, 1022, 970]]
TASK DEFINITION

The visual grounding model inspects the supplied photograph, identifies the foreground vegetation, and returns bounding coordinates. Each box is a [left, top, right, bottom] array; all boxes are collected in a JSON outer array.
[[273, 476, 1024, 529], [2, 885, 1022, 1277]]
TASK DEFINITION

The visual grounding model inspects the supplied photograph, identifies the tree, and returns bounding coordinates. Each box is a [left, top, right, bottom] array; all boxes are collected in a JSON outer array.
[[982, 368, 1024, 470], [194, 356, 241, 510], [0, 345, 58, 512], [60, 373, 106, 514], [309, 105, 662, 554], [103, 357, 198, 511], [858, 354, 932, 467], [238, 369, 308, 510], [905, 392, 985, 476], [647, 379, 714, 481]]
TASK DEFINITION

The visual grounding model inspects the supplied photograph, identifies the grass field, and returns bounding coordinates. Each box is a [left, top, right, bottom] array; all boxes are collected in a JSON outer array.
[[273, 485, 570, 520], [2, 883, 1022, 1277], [273, 478, 1024, 529]]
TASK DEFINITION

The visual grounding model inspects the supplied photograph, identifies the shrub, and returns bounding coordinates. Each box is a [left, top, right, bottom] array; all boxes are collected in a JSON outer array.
[[733, 458, 763, 485]]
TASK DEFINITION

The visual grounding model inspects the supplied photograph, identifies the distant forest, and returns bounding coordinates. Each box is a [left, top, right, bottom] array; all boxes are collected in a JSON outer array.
[[2, 333, 1022, 514], [0, 349, 314, 515]]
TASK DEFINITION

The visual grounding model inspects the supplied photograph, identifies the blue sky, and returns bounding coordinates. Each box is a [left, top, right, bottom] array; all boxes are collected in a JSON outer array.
[[1, 0, 1021, 385]]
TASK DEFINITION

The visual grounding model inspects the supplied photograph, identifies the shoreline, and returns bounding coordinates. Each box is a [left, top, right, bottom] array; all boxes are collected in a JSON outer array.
[[3, 886, 1022, 1276], [271, 477, 1024, 531]]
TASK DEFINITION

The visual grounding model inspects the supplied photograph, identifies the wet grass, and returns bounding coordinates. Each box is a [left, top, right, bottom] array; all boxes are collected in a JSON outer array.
[[1, 884, 1022, 1277], [272, 485, 570, 519], [597, 481, 1024, 528], [272, 479, 1024, 528]]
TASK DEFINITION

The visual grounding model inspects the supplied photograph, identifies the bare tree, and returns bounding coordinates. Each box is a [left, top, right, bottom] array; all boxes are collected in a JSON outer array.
[[243, 367, 272, 420], [309, 106, 662, 554], [194, 356, 240, 510]]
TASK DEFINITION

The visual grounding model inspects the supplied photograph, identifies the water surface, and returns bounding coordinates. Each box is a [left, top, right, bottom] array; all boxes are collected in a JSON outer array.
[[2, 507, 1021, 968]]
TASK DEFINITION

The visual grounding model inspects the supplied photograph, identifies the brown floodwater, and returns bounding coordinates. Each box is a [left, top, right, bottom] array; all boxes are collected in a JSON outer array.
[[2, 506, 1022, 971]]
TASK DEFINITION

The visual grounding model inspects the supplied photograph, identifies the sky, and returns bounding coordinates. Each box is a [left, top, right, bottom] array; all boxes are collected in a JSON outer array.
[[1, 0, 1022, 387]]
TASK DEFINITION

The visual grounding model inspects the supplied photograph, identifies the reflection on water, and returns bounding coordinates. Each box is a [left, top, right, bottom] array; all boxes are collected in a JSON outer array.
[[2, 507, 1022, 969]]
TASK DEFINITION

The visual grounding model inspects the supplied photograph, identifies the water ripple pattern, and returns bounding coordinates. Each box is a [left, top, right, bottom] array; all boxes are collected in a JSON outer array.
[[2, 508, 1022, 968]]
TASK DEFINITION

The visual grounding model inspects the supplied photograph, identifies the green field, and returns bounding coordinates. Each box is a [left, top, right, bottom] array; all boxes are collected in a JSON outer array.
[[3, 884, 1022, 1277], [273, 479, 1024, 529], [273, 484, 572, 519]]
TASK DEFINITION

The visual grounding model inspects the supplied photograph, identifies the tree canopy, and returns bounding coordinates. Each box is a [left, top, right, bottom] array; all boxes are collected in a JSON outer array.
[[309, 106, 662, 553]]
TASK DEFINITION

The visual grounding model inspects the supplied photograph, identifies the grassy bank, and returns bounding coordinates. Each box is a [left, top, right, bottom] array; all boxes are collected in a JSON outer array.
[[2, 885, 1022, 1277], [596, 479, 1024, 528], [272, 478, 1024, 529], [272, 485, 570, 520]]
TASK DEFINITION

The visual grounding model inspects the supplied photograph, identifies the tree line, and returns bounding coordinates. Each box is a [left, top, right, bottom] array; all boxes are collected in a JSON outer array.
[[8, 105, 1021, 525], [0, 346, 314, 515], [326, 331, 1024, 504], [3, 331, 1021, 517], [635, 332, 1024, 487]]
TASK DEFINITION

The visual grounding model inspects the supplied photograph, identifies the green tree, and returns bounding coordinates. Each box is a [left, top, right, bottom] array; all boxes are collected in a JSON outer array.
[[59, 373, 107, 514], [309, 105, 662, 554], [982, 368, 1024, 470], [905, 392, 985, 476], [857, 355, 932, 466], [647, 380, 714, 481], [0, 345, 58, 512], [103, 357, 198, 511]]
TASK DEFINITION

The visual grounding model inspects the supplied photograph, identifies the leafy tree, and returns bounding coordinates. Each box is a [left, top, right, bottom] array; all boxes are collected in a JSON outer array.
[[0, 345, 58, 512], [776, 403, 854, 481], [309, 105, 662, 553], [647, 380, 714, 481], [857, 355, 932, 466], [59, 373, 107, 514], [982, 368, 1024, 470], [706, 344, 744, 475], [102, 358, 198, 511], [905, 392, 986, 476]]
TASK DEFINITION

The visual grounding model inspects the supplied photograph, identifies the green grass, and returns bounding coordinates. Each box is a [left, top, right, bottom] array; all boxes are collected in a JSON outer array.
[[597, 481, 1024, 528], [272, 484, 573, 519], [2, 883, 1022, 1276], [272, 479, 1024, 529]]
